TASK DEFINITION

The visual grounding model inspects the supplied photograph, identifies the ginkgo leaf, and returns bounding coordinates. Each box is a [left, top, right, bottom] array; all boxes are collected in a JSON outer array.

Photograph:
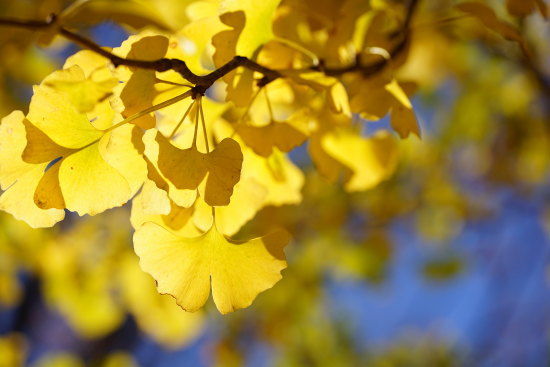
[[220, 0, 282, 57], [22, 67, 146, 216], [24, 123, 136, 217], [214, 119, 304, 207], [391, 103, 420, 139], [114, 34, 170, 130], [349, 74, 394, 120], [0, 111, 65, 228], [29, 141, 134, 216], [349, 75, 420, 138], [43, 67, 117, 113], [321, 129, 399, 192], [62, 141, 130, 215], [64, 50, 112, 79], [34, 162, 65, 210], [237, 120, 307, 157], [213, 0, 282, 106], [142, 130, 198, 208], [309, 133, 353, 184], [26, 67, 104, 149], [22, 119, 75, 165], [134, 179, 171, 218], [155, 134, 243, 206], [286, 72, 351, 116], [385, 79, 412, 109], [134, 222, 290, 314], [193, 177, 267, 236], [130, 185, 201, 237], [101, 124, 148, 194], [243, 148, 304, 206], [386, 80, 421, 139], [182, 1, 227, 74]]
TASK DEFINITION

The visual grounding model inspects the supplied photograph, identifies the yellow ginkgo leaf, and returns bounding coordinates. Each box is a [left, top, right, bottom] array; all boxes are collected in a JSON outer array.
[[391, 103, 420, 139], [22, 70, 147, 216], [43, 66, 117, 113], [100, 124, 148, 194], [212, 0, 282, 106], [286, 72, 351, 116], [385, 79, 412, 109], [349, 74, 394, 120], [155, 134, 243, 206], [114, 34, 170, 130], [182, 1, 227, 74], [309, 133, 353, 184], [0, 111, 65, 228], [193, 177, 267, 236], [321, 129, 399, 192], [64, 50, 112, 80], [131, 186, 202, 237], [220, 0, 282, 57], [242, 148, 304, 206], [386, 80, 420, 139], [134, 222, 290, 314], [34, 162, 65, 210], [237, 120, 307, 157], [142, 130, 198, 208], [30, 137, 134, 216], [26, 68, 104, 149], [58, 137, 133, 216], [133, 179, 171, 218], [214, 118, 304, 207]]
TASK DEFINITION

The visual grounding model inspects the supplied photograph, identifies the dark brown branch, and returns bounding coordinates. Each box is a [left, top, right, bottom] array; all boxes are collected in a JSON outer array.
[[0, 0, 419, 89], [0, 15, 280, 88]]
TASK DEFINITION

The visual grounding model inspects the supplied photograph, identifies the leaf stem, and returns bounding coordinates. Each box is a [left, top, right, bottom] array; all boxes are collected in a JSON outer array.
[[169, 100, 195, 139], [105, 90, 192, 133], [198, 98, 210, 153], [192, 100, 199, 148], [264, 87, 275, 122]]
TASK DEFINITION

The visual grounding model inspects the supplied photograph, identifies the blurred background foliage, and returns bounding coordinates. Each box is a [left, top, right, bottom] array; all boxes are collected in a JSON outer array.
[[0, 0, 549, 366]]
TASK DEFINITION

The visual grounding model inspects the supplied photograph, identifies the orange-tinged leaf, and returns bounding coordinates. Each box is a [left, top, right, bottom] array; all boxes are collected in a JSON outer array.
[[391, 103, 421, 139], [156, 134, 243, 206], [142, 131, 198, 208]]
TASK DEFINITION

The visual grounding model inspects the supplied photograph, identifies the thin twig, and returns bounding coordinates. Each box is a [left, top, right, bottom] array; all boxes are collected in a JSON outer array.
[[310, 0, 419, 77]]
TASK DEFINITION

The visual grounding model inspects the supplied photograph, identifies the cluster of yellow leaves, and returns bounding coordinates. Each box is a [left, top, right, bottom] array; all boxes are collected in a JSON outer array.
[[0, 0, 423, 314]]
